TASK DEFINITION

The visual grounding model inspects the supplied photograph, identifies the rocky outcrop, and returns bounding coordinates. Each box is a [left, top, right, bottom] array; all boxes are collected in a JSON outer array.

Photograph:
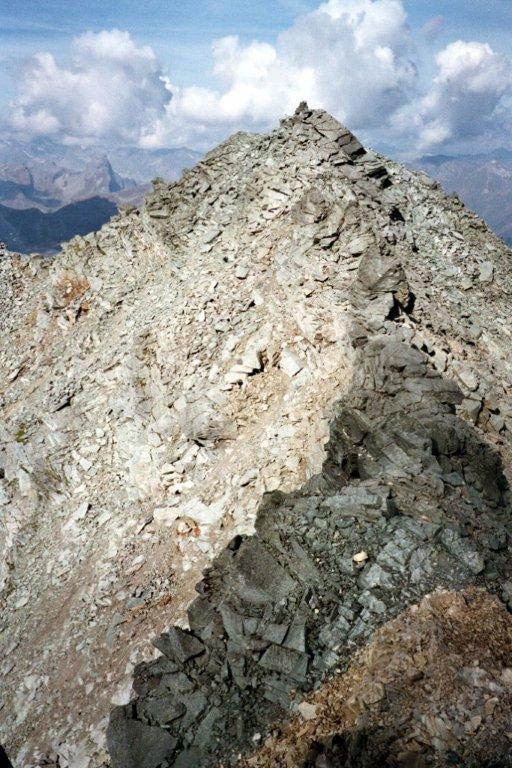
[[1, 105, 512, 767], [107, 141, 512, 765]]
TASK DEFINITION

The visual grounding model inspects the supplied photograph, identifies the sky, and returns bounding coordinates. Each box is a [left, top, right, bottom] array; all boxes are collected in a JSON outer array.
[[1, 0, 512, 156]]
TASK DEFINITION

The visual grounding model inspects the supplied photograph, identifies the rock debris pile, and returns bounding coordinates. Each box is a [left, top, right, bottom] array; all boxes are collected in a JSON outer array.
[[1, 104, 512, 767], [240, 588, 512, 767]]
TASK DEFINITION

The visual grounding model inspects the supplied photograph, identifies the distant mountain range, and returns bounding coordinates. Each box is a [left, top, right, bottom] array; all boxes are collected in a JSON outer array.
[[0, 137, 201, 182], [0, 139, 202, 253], [0, 155, 138, 212], [414, 150, 512, 246], [2, 137, 512, 253]]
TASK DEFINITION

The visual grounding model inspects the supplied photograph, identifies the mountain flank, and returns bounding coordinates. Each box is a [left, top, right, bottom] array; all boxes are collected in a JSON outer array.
[[0, 105, 512, 767]]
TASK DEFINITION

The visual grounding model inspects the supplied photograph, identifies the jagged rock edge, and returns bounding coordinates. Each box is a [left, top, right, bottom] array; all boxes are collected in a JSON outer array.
[[106, 133, 512, 767]]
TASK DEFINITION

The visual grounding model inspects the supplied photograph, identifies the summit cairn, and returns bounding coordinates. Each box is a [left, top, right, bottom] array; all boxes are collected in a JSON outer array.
[[1, 106, 512, 767]]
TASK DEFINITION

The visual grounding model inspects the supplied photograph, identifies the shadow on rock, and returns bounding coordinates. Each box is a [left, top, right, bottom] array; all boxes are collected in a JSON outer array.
[[107, 323, 511, 767], [107, 174, 511, 768]]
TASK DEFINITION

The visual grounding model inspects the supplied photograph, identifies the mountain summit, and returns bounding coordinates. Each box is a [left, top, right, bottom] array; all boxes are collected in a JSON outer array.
[[1, 105, 512, 767]]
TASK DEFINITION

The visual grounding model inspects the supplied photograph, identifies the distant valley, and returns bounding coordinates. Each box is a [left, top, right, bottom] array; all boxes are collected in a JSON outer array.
[[0, 197, 118, 253]]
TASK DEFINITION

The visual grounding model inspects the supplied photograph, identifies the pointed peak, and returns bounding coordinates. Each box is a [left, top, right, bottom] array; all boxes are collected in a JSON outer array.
[[286, 103, 367, 161], [294, 101, 313, 118]]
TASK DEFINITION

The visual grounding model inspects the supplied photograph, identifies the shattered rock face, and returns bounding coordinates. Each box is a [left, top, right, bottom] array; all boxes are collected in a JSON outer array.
[[1, 105, 512, 766], [107, 165, 512, 766]]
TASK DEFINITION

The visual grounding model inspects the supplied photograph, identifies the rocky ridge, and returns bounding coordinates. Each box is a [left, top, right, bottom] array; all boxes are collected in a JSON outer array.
[[1, 104, 512, 766]]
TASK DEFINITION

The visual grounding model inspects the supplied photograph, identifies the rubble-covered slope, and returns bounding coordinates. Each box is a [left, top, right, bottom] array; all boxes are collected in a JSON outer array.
[[240, 588, 512, 767], [1, 104, 512, 767]]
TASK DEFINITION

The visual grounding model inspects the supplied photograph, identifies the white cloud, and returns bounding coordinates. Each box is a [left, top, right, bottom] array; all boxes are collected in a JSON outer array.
[[393, 40, 512, 151], [142, 0, 418, 149], [8, 30, 170, 143], [5, 6, 512, 156]]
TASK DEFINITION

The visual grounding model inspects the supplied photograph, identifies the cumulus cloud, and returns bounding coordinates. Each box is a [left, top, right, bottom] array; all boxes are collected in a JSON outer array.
[[142, 0, 418, 148], [393, 40, 512, 150], [8, 29, 170, 143], [5, 3, 512, 155]]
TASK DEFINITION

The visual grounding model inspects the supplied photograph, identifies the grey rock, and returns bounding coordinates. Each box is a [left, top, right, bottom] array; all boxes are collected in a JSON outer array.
[[107, 708, 176, 768], [261, 622, 288, 645], [153, 627, 205, 663], [478, 261, 494, 283], [259, 644, 309, 682], [318, 615, 351, 648], [439, 529, 485, 575], [358, 563, 394, 590], [357, 591, 387, 615], [3, 103, 511, 768], [138, 696, 186, 726], [229, 540, 295, 604], [283, 616, 307, 653]]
